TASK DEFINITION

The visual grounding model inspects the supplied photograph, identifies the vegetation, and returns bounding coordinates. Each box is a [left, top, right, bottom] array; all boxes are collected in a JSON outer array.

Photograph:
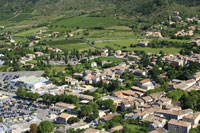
[[38, 120, 54, 133]]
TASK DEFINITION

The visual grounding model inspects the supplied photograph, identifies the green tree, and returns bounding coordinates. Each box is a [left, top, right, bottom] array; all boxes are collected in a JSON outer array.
[[38, 120, 54, 133]]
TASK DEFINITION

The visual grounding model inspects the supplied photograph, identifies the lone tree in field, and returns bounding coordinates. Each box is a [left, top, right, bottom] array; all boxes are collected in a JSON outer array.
[[38, 120, 54, 133]]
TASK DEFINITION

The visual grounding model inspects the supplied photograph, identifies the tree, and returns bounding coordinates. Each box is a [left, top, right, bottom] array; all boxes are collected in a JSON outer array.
[[30, 123, 38, 133], [67, 117, 79, 125], [0, 116, 3, 123], [38, 120, 54, 133]]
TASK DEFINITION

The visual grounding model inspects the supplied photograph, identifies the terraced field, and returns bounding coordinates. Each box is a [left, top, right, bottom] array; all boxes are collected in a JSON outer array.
[[54, 16, 126, 28]]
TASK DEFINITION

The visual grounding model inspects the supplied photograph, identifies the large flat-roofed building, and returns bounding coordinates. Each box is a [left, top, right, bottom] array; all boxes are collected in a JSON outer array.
[[9, 76, 52, 89]]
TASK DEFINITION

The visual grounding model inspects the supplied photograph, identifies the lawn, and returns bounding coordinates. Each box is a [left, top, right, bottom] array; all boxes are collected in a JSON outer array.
[[54, 16, 125, 28], [123, 124, 146, 132], [14, 26, 48, 36]]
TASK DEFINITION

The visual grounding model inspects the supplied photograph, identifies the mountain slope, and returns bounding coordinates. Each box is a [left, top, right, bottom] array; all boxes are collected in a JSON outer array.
[[0, 0, 199, 23]]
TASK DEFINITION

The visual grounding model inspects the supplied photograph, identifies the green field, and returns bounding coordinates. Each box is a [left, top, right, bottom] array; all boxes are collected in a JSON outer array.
[[123, 124, 146, 132], [14, 26, 48, 36], [47, 39, 84, 45], [131, 47, 181, 54], [47, 39, 94, 50], [10, 14, 31, 22], [0, 65, 8, 72], [0, 14, 14, 22], [55, 16, 125, 28], [94, 39, 139, 48], [51, 43, 93, 51], [96, 57, 126, 62], [163, 38, 190, 43]]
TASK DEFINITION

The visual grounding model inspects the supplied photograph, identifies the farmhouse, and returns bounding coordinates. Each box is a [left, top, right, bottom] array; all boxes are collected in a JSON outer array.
[[138, 41, 150, 46]]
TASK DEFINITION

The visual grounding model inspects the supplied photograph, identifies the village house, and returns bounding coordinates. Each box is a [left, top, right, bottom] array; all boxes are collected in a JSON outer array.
[[183, 112, 200, 128], [191, 39, 200, 46], [35, 52, 44, 57], [155, 109, 193, 120], [56, 113, 76, 124], [91, 62, 97, 67], [137, 79, 154, 90], [142, 96, 153, 103], [142, 115, 166, 129], [168, 119, 192, 133], [115, 50, 122, 56], [149, 128, 166, 133], [99, 113, 119, 124], [101, 50, 109, 57], [121, 100, 135, 111], [26, 54, 36, 60], [190, 71, 200, 81], [138, 41, 150, 47], [51, 102, 76, 114], [132, 69, 147, 77], [65, 77, 79, 86], [145, 32, 163, 38], [83, 128, 109, 133], [109, 125, 123, 133]]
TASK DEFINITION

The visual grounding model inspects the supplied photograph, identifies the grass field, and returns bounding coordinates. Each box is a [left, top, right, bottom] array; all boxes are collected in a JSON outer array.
[[47, 39, 84, 45], [123, 124, 146, 132], [0, 14, 14, 22], [163, 38, 190, 43], [130, 47, 181, 54], [94, 39, 139, 49], [96, 57, 126, 62], [47, 39, 94, 50], [0, 65, 8, 72], [105, 26, 132, 30], [87, 29, 139, 39], [10, 14, 31, 22], [14, 26, 48, 36], [54, 16, 125, 28], [51, 43, 93, 51]]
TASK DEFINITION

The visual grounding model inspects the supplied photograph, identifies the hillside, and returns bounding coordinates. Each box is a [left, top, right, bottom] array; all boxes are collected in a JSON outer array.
[[0, 0, 199, 18]]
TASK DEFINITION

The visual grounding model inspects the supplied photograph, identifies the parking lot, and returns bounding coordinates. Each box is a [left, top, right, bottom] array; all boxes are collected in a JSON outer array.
[[0, 71, 44, 85], [0, 94, 51, 127]]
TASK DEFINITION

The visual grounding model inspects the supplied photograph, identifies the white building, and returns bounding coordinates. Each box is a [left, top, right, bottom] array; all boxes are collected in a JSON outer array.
[[137, 79, 154, 90], [91, 62, 97, 67], [9, 76, 52, 89]]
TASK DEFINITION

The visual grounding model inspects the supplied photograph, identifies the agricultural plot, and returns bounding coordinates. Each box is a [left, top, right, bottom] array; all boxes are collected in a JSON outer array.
[[10, 14, 32, 22], [130, 47, 181, 54], [14, 26, 48, 36], [47, 39, 93, 50], [0, 14, 14, 22], [54, 16, 125, 28], [94, 39, 139, 49], [96, 57, 126, 62]]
